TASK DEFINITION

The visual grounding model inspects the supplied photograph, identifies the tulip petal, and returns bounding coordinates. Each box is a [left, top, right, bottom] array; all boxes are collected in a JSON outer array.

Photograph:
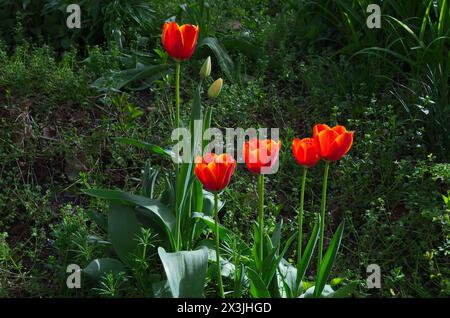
[[313, 124, 331, 137], [179, 24, 199, 59], [332, 125, 347, 135], [162, 22, 184, 60], [328, 131, 354, 161], [315, 128, 339, 159]]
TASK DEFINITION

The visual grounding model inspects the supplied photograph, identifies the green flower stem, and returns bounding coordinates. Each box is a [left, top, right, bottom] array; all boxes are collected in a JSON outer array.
[[175, 62, 181, 251], [214, 192, 225, 298], [297, 167, 307, 267], [318, 161, 330, 268], [175, 62, 181, 129], [258, 174, 265, 268]]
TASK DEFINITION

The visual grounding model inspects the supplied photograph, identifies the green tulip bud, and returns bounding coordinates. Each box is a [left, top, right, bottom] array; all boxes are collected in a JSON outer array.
[[200, 56, 211, 78], [208, 78, 223, 98]]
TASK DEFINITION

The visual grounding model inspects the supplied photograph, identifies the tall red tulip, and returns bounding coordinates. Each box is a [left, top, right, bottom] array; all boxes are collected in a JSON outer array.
[[243, 138, 282, 174], [195, 153, 235, 298], [313, 124, 354, 161], [194, 153, 236, 192], [292, 137, 320, 168], [162, 22, 199, 61]]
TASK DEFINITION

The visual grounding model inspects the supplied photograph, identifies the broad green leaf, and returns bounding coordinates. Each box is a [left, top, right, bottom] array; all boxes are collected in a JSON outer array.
[[91, 64, 169, 91], [271, 220, 283, 249], [203, 107, 212, 150], [314, 222, 345, 297], [114, 137, 177, 162], [158, 247, 209, 298], [192, 179, 204, 213], [193, 212, 251, 255], [262, 231, 297, 284], [87, 210, 107, 231], [198, 37, 235, 81], [82, 258, 126, 280], [222, 37, 261, 60], [197, 239, 236, 278], [202, 190, 224, 215], [246, 267, 270, 298], [85, 189, 175, 232], [328, 281, 359, 298], [141, 164, 159, 199], [277, 259, 298, 298], [296, 218, 320, 287], [300, 285, 334, 298], [152, 280, 172, 298], [108, 203, 142, 266]]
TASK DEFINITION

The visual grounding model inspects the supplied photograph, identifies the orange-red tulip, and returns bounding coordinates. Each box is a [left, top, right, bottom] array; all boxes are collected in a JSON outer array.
[[162, 22, 199, 61], [194, 153, 236, 192], [243, 138, 282, 174], [313, 124, 354, 161], [292, 137, 320, 168]]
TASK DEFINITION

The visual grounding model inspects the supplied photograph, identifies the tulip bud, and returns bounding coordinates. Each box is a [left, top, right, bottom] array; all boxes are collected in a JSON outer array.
[[200, 56, 211, 78], [208, 78, 223, 98]]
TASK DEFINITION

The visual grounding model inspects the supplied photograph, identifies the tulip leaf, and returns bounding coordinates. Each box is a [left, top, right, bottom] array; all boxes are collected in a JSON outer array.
[[141, 164, 159, 199], [192, 212, 251, 255], [108, 203, 142, 266], [301, 285, 334, 298], [277, 259, 298, 298], [314, 222, 345, 297], [246, 267, 270, 298], [91, 64, 170, 91], [82, 258, 126, 280], [158, 247, 209, 298], [152, 280, 172, 298], [201, 190, 224, 216], [85, 189, 176, 249], [114, 137, 178, 162], [262, 231, 297, 284], [85, 189, 175, 231], [296, 217, 320, 289], [197, 239, 236, 278], [327, 281, 359, 298], [222, 36, 261, 60], [198, 37, 235, 81]]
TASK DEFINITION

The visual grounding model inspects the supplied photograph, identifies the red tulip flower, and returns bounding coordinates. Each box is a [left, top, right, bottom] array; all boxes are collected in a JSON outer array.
[[162, 22, 199, 61], [243, 138, 282, 174], [292, 137, 320, 168], [194, 153, 236, 192], [313, 124, 354, 161]]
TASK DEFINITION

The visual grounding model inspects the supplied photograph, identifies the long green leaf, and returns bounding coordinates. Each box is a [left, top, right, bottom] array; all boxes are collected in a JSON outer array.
[[158, 247, 209, 298], [296, 218, 320, 287], [108, 203, 142, 266], [82, 258, 126, 280], [246, 267, 271, 298], [91, 64, 169, 91], [314, 222, 345, 297], [198, 37, 235, 81], [85, 189, 175, 230], [115, 137, 178, 162]]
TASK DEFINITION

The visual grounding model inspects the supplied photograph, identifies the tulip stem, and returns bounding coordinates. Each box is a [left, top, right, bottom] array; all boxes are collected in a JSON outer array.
[[175, 62, 181, 129], [257, 174, 265, 269], [214, 192, 225, 298], [297, 167, 307, 267], [175, 62, 181, 251], [318, 161, 330, 269]]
